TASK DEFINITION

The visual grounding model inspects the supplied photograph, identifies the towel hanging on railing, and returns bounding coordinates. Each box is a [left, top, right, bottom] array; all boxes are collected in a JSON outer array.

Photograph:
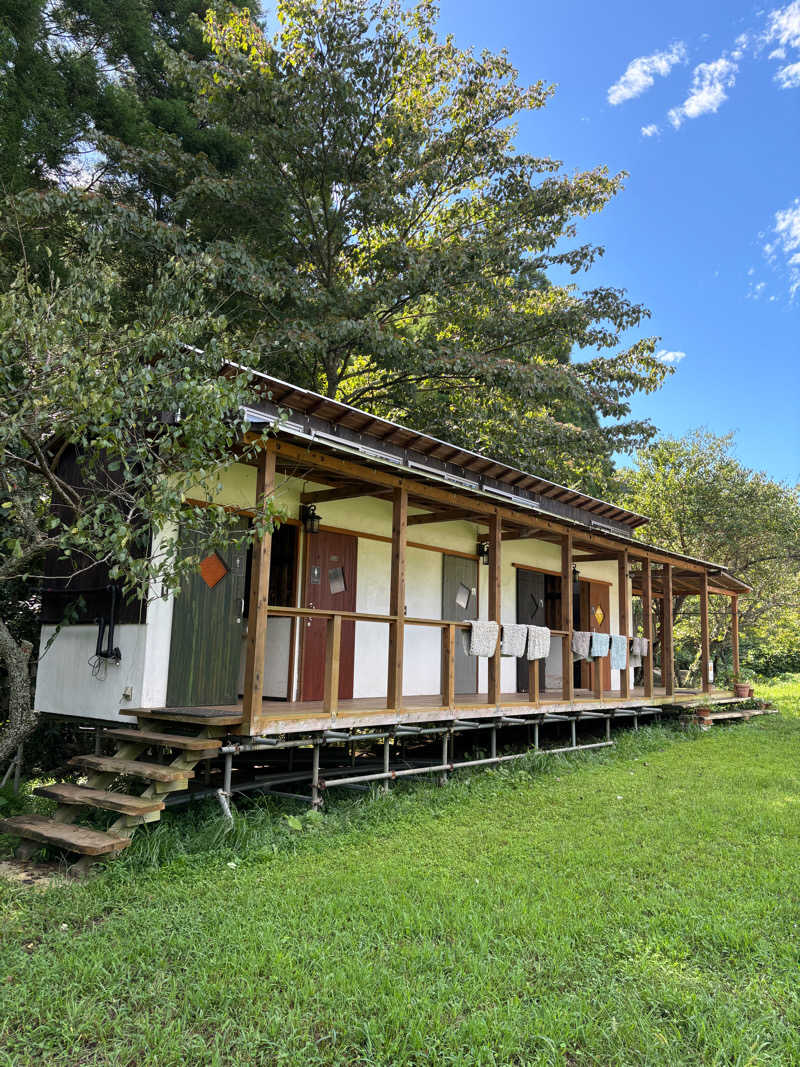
[[526, 625, 551, 661], [464, 620, 500, 657], [500, 623, 527, 658], [610, 635, 627, 670], [590, 632, 611, 658], [571, 630, 591, 661]]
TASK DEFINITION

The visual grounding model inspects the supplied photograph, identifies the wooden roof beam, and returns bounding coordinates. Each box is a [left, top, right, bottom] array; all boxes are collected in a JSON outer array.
[[407, 508, 485, 526]]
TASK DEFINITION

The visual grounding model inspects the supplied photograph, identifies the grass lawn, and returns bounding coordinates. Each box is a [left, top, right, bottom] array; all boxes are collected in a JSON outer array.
[[2, 680, 800, 1066]]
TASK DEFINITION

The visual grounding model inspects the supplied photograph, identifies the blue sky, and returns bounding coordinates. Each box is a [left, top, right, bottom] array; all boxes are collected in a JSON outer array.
[[431, 0, 799, 483]]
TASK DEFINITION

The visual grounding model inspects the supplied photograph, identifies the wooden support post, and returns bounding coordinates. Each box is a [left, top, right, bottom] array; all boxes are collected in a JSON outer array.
[[561, 531, 574, 702], [487, 514, 502, 705], [663, 563, 674, 697], [528, 660, 540, 705], [441, 624, 456, 709], [641, 559, 653, 699], [242, 440, 276, 735], [731, 595, 740, 680], [700, 569, 711, 693], [617, 550, 630, 698], [323, 614, 342, 718], [386, 487, 408, 710]]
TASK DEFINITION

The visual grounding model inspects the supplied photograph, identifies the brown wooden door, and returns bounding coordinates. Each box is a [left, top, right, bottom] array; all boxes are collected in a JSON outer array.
[[300, 531, 357, 701], [584, 580, 611, 691]]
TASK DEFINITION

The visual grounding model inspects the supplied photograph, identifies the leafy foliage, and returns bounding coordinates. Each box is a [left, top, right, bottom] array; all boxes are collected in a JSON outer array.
[[82, 0, 668, 492], [622, 431, 800, 680], [0, 238, 274, 759]]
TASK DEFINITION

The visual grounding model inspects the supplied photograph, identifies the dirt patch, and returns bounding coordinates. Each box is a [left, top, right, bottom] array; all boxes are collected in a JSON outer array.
[[0, 858, 65, 889]]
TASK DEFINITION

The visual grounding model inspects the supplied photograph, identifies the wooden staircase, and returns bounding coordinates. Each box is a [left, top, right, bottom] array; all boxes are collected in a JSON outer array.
[[0, 718, 225, 874]]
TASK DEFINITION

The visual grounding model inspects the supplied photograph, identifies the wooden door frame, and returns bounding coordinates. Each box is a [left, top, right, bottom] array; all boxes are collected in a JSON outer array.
[[442, 551, 479, 694], [298, 528, 358, 702]]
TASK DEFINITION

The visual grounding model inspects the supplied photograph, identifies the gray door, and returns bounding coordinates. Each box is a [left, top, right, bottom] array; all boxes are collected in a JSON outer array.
[[516, 568, 546, 694], [166, 523, 247, 707], [442, 554, 478, 695]]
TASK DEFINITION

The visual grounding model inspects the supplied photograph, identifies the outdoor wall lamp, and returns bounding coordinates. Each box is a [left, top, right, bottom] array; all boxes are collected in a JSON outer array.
[[477, 541, 490, 565], [300, 504, 321, 534]]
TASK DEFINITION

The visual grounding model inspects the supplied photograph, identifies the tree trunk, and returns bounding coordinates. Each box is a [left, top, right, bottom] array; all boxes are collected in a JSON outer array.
[[0, 618, 37, 765]]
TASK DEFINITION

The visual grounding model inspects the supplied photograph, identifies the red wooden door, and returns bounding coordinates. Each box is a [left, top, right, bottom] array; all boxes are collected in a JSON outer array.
[[300, 531, 357, 701], [588, 581, 611, 691]]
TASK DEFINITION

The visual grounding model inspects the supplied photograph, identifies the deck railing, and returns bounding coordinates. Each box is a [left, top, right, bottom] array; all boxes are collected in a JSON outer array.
[[266, 605, 582, 715]]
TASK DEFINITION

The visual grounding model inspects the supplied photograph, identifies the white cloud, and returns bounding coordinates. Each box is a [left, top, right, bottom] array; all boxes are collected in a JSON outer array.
[[766, 1, 800, 49], [767, 197, 800, 297], [775, 59, 800, 84], [667, 55, 739, 127], [641, 123, 659, 137], [607, 42, 687, 106], [655, 349, 687, 364]]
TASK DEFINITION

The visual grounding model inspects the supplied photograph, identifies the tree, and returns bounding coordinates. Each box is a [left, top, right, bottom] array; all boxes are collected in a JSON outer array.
[[0, 239, 272, 763], [87, 0, 668, 493], [622, 431, 800, 680]]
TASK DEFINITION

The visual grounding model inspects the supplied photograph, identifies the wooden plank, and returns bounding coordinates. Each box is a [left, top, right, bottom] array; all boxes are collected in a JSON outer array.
[[487, 514, 502, 704], [617, 550, 630, 698], [441, 624, 456, 709], [387, 487, 408, 709], [641, 561, 654, 698], [242, 440, 277, 735], [561, 532, 574, 702], [133, 707, 242, 726], [34, 783, 165, 816], [731, 594, 740, 677], [0, 815, 131, 856], [663, 563, 674, 697], [700, 569, 711, 693], [323, 614, 342, 717], [407, 509, 481, 526], [105, 729, 222, 751], [69, 755, 194, 783], [299, 483, 372, 505]]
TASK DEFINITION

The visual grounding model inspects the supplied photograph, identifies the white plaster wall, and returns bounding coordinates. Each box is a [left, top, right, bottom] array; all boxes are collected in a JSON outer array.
[[35, 624, 144, 723]]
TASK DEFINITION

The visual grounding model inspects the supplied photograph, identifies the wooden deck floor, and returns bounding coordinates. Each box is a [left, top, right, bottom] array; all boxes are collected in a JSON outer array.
[[134, 687, 738, 736]]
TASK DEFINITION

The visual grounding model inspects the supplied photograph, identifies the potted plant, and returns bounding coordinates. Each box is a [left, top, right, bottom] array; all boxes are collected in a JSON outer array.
[[732, 671, 749, 699]]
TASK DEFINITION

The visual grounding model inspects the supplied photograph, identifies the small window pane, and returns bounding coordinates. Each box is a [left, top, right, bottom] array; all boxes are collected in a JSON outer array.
[[328, 566, 346, 595]]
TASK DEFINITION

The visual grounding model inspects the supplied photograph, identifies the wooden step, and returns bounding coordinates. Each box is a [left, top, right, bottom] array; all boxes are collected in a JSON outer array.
[[69, 755, 195, 783], [0, 815, 131, 856], [105, 728, 222, 751], [34, 783, 165, 815], [133, 706, 243, 726]]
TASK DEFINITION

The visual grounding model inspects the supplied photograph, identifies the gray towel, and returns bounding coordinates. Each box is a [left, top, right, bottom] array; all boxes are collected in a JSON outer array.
[[526, 625, 551, 661], [466, 620, 500, 657], [590, 632, 610, 658], [640, 637, 649, 657], [630, 636, 644, 669], [571, 630, 591, 660], [610, 634, 627, 670], [500, 623, 527, 658]]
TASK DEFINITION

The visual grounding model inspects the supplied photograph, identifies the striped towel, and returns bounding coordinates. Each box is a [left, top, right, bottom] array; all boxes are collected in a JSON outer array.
[[526, 625, 551, 661], [500, 623, 527, 658]]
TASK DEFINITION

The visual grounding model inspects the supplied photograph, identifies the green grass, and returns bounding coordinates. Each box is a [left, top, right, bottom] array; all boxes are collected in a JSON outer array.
[[2, 681, 800, 1066]]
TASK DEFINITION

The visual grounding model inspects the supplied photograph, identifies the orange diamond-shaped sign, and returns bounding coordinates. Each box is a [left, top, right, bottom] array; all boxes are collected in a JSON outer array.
[[593, 605, 605, 626]]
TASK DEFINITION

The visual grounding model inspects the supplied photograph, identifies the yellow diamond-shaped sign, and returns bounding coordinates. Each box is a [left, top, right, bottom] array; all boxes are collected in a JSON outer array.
[[593, 605, 605, 626]]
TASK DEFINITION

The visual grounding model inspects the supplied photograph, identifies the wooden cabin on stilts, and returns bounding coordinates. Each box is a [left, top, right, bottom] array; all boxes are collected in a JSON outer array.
[[1, 370, 753, 871]]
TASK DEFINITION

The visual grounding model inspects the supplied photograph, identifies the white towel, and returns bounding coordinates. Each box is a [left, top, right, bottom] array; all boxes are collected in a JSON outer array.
[[466, 620, 500, 657], [526, 625, 551, 661], [500, 623, 527, 658]]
